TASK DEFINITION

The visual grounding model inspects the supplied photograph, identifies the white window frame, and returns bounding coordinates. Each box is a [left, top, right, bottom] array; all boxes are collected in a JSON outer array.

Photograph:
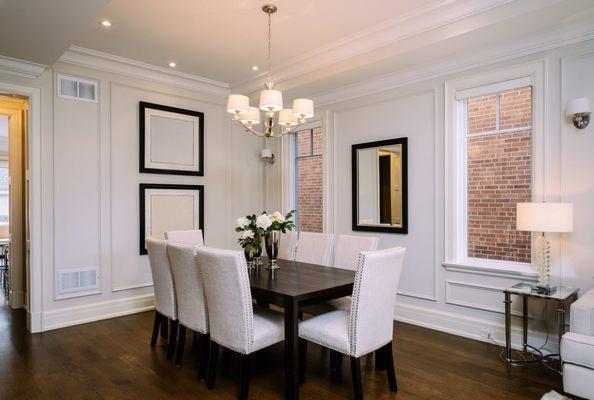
[[444, 62, 544, 277]]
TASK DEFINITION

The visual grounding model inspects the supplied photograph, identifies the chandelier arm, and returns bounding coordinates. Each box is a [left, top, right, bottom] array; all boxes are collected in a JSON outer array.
[[233, 119, 268, 137]]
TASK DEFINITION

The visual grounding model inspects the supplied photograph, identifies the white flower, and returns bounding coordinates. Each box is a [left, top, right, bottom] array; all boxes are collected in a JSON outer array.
[[256, 213, 272, 230], [240, 230, 254, 240], [271, 211, 285, 222], [235, 217, 249, 229]]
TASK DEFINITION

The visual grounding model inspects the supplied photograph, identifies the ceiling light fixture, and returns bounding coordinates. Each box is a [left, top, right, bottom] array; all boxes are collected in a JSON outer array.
[[100, 20, 112, 27], [251, 66, 259, 71], [227, 4, 314, 138], [168, 61, 177, 68]]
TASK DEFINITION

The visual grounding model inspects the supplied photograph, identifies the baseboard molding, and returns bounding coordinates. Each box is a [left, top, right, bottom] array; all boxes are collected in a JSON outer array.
[[27, 308, 42, 333], [42, 293, 155, 332], [394, 301, 558, 353]]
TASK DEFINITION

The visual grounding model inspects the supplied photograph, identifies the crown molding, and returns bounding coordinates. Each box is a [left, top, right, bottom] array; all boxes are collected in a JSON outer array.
[[231, 0, 521, 94], [0, 55, 47, 79], [60, 46, 230, 98], [312, 22, 594, 107]]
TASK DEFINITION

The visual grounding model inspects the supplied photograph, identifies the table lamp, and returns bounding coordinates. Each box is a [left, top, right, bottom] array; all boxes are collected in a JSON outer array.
[[516, 202, 574, 294]]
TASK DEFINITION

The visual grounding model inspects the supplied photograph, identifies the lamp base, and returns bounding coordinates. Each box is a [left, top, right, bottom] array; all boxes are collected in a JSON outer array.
[[531, 283, 557, 295]]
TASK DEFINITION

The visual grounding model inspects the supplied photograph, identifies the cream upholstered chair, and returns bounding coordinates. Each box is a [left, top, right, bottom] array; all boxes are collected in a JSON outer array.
[[197, 247, 284, 399], [278, 230, 298, 260], [294, 232, 334, 266], [166, 242, 210, 376], [299, 246, 406, 399], [145, 236, 179, 360], [165, 229, 204, 246]]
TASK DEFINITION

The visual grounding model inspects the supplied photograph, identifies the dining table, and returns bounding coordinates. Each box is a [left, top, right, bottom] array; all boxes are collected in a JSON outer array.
[[248, 258, 356, 400]]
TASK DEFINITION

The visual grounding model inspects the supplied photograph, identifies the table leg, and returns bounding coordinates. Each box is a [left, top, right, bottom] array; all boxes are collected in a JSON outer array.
[[522, 295, 528, 356], [284, 297, 299, 400], [557, 299, 566, 363], [504, 292, 512, 373]]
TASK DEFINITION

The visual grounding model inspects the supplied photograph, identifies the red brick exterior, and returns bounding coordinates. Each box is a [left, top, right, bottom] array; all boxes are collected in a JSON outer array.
[[466, 87, 532, 263], [296, 128, 323, 232]]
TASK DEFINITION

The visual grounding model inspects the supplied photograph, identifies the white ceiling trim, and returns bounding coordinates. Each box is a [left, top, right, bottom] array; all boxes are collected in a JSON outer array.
[[312, 21, 594, 107], [60, 46, 230, 98], [0, 54, 47, 79], [231, 0, 519, 93]]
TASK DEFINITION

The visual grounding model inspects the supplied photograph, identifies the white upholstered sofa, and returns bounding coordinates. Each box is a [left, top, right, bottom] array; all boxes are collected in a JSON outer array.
[[561, 288, 594, 400]]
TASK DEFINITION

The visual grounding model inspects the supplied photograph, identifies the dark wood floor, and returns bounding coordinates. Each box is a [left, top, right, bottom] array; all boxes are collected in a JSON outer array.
[[0, 297, 566, 400]]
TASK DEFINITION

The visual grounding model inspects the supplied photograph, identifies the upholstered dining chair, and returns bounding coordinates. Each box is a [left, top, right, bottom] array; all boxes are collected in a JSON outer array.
[[197, 247, 285, 400], [166, 241, 210, 377], [165, 229, 204, 246], [277, 230, 298, 260], [298, 246, 406, 400], [145, 236, 179, 360], [294, 232, 334, 266]]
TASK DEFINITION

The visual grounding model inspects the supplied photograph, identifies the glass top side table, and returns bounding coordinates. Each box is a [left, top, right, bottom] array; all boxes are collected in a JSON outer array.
[[503, 281, 579, 373]]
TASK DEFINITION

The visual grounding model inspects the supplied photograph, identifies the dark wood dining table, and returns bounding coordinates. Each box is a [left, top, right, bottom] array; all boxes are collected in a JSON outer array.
[[248, 258, 356, 400]]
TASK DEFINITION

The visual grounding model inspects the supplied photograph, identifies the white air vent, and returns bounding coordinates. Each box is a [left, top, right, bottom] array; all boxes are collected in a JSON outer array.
[[58, 267, 99, 294], [57, 74, 97, 102]]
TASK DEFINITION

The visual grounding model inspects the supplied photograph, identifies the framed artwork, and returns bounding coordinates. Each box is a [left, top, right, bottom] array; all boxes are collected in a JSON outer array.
[[139, 101, 204, 176], [139, 183, 204, 255]]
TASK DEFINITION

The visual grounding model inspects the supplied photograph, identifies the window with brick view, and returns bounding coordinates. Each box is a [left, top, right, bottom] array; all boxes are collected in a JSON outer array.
[[295, 127, 323, 232], [465, 86, 532, 263]]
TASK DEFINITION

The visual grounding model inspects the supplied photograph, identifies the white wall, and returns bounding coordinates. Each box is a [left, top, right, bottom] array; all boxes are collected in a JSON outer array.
[[0, 58, 265, 331], [269, 39, 594, 351]]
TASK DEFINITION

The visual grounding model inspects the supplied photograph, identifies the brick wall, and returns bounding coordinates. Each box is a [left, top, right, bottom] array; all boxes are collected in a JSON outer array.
[[296, 128, 323, 232], [466, 87, 532, 263]]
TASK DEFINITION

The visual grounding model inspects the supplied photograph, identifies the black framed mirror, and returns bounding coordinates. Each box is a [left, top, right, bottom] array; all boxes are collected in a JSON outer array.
[[352, 137, 408, 234]]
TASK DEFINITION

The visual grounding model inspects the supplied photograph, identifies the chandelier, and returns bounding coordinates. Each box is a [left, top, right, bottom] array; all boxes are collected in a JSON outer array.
[[226, 4, 314, 138]]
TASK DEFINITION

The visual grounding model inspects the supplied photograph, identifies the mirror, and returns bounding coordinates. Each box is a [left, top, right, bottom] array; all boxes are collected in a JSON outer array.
[[352, 137, 408, 233]]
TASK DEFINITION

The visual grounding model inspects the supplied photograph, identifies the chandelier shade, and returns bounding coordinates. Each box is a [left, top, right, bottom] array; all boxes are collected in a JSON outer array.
[[240, 106, 261, 125], [227, 94, 249, 115], [293, 98, 314, 119], [259, 89, 283, 111], [279, 108, 298, 127]]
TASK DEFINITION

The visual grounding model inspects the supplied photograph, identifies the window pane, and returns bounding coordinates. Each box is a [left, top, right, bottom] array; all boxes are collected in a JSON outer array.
[[312, 127, 323, 155], [297, 129, 311, 157], [499, 86, 532, 130], [467, 93, 497, 134], [295, 128, 323, 233], [466, 89, 532, 263]]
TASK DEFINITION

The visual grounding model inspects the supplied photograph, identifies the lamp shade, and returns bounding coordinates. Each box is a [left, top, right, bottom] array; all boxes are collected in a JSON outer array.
[[227, 94, 249, 115], [516, 202, 574, 233], [239, 106, 260, 125], [566, 97, 591, 116], [292, 98, 314, 118], [259, 89, 283, 111], [278, 108, 298, 126]]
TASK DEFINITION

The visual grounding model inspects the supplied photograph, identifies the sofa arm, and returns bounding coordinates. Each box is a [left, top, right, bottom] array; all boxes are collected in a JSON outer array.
[[570, 289, 594, 336]]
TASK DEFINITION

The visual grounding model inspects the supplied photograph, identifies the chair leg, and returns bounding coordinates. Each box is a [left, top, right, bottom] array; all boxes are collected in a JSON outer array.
[[174, 325, 187, 367], [207, 341, 220, 389], [166, 320, 179, 360], [350, 356, 364, 400], [239, 353, 251, 400], [375, 348, 386, 370], [330, 350, 343, 373], [198, 333, 210, 381], [150, 312, 162, 347], [383, 342, 397, 392], [160, 317, 169, 339], [299, 339, 307, 385]]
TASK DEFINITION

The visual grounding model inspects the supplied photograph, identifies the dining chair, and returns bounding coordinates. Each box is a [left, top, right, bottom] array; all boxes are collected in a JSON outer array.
[[165, 229, 204, 246], [294, 232, 334, 266], [278, 230, 298, 260], [197, 247, 285, 400], [145, 236, 179, 360], [166, 241, 210, 377], [298, 246, 406, 400]]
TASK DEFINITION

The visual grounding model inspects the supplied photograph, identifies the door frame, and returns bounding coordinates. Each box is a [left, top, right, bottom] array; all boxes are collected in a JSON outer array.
[[0, 81, 42, 333]]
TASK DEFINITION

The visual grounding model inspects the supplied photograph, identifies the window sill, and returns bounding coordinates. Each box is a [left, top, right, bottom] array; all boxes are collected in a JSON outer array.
[[442, 260, 537, 281]]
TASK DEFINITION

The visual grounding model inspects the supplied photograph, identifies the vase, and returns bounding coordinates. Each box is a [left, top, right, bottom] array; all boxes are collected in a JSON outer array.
[[253, 238, 263, 267], [264, 231, 280, 270], [243, 244, 257, 268]]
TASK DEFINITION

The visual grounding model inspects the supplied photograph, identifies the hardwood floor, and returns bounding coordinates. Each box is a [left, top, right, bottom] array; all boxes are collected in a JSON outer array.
[[0, 299, 566, 399]]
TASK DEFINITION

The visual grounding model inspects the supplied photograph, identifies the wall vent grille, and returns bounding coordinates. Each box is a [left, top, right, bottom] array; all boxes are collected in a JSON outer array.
[[57, 74, 97, 102], [58, 267, 99, 294]]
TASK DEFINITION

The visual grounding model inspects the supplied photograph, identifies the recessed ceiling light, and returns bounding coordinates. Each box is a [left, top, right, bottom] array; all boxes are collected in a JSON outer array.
[[168, 61, 177, 68], [251, 66, 259, 71], [100, 20, 112, 27]]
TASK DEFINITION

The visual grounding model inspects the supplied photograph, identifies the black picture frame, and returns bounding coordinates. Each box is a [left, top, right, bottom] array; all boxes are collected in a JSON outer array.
[[139, 101, 205, 176], [139, 183, 205, 255], [351, 137, 408, 234]]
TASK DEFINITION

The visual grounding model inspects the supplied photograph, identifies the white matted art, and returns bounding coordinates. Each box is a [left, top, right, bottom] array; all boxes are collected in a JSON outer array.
[[139, 102, 204, 176], [139, 183, 204, 254]]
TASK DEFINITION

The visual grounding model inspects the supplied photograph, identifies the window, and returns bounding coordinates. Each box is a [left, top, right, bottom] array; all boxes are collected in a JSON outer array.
[[294, 127, 323, 232], [446, 69, 542, 271], [0, 164, 8, 223]]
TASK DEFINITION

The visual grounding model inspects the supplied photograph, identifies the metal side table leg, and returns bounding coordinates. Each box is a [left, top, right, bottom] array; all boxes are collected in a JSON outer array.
[[504, 291, 512, 373]]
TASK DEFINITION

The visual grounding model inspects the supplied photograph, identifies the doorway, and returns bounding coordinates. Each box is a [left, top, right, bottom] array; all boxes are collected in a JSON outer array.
[[0, 95, 28, 310]]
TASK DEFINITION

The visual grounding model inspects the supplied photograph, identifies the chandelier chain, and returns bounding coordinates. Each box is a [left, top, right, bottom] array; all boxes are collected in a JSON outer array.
[[267, 9, 272, 83]]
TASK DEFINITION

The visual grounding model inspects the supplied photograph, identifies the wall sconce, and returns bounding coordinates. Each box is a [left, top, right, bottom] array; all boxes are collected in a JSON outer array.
[[567, 97, 591, 129], [261, 148, 275, 164]]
